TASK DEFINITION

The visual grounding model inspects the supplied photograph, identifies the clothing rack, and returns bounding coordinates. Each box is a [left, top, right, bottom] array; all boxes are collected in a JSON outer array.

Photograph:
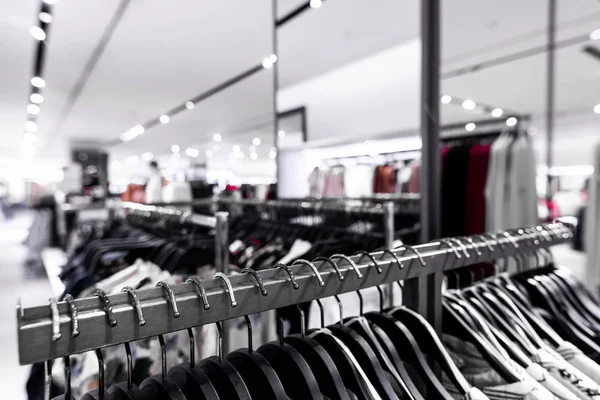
[[121, 202, 229, 274], [17, 222, 571, 365]]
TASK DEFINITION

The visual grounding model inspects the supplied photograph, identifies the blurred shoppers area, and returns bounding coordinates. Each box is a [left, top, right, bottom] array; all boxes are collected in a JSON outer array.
[[2, 0, 600, 399]]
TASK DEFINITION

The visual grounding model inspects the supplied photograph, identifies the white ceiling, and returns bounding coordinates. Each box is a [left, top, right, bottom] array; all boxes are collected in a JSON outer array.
[[1, 0, 599, 177]]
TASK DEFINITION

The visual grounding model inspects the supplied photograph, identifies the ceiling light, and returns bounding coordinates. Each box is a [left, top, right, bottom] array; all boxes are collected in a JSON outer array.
[[24, 132, 37, 142], [30, 26, 46, 41], [506, 117, 518, 127], [278, 130, 286, 138], [205, 149, 214, 158], [185, 148, 199, 157], [269, 148, 277, 159], [171, 144, 180, 153], [252, 137, 261, 146], [440, 95, 452, 104], [25, 121, 38, 133], [159, 115, 170, 124], [250, 152, 258, 160], [27, 104, 40, 115], [262, 55, 276, 69], [310, 0, 323, 8], [38, 12, 53, 23], [491, 108, 503, 118], [213, 133, 222, 142], [462, 99, 476, 110], [185, 101, 195, 110], [594, 104, 600, 114], [142, 152, 154, 161], [121, 129, 138, 141], [269, 54, 278, 63], [30, 93, 43, 104], [465, 122, 476, 132], [125, 155, 139, 165], [233, 145, 241, 152], [590, 29, 600, 40], [132, 125, 145, 135], [31, 77, 46, 88]]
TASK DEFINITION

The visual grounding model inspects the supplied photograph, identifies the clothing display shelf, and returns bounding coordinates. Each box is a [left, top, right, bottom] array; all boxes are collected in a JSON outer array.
[[17, 222, 571, 365]]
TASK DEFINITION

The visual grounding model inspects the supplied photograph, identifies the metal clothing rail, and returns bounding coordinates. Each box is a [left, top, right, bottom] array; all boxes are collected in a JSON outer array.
[[17, 222, 571, 365]]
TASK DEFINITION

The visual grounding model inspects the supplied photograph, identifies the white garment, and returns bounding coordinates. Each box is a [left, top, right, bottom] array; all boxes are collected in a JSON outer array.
[[344, 165, 374, 198], [162, 181, 192, 204], [465, 387, 490, 399], [308, 167, 325, 197], [525, 362, 579, 400], [146, 172, 163, 203], [485, 134, 511, 231], [277, 239, 312, 265], [507, 135, 538, 228], [585, 142, 600, 294], [532, 347, 600, 399], [555, 341, 600, 384]]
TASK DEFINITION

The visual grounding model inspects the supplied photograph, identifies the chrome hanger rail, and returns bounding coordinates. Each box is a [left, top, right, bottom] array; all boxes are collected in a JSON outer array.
[[17, 222, 571, 364], [121, 201, 217, 229]]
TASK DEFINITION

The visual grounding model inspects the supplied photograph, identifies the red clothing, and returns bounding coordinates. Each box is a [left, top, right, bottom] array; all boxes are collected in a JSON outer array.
[[465, 144, 491, 235]]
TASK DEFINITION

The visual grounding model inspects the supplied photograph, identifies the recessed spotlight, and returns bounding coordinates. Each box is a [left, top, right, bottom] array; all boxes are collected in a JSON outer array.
[[125, 155, 139, 165], [171, 144, 180, 153], [121, 130, 136, 142], [278, 130, 286, 138], [142, 152, 154, 161], [24, 132, 37, 142], [30, 93, 43, 104], [594, 104, 600, 114], [159, 115, 170, 124], [310, 0, 323, 8], [252, 137, 261, 146], [465, 122, 476, 132], [440, 95, 452, 104], [205, 149, 214, 158], [31, 77, 46, 88], [269, 148, 277, 159], [25, 121, 38, 132], [590, 29, 600, 40], [269, 54, 278, 63], [462, 99, 476, 110], [30, 26, 46, 41], [27, 104, 40, 115], [185, 101, 194, 110], [250, 152, 258, 160], [185, 148, 199, 157], [506, 117, 518, 127], [262, 55, 276, 69], [213, 133, 222, 142], [491, 108, 503, 118], [233, 145, 241, 152], [38, 12, 53, 23]]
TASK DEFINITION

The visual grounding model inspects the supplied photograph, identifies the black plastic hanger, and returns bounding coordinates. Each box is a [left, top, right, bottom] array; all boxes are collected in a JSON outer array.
[[139, 335, 188, 400], [107, 343, 144, 400]]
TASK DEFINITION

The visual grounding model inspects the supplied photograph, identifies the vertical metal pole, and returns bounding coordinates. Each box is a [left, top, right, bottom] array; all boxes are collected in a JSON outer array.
[[215, 211, 230, 352], [546, 0, 557, 203], [272, 0, 280, 198], [383, 201, 395, 306], [403, 0, 442, 330]]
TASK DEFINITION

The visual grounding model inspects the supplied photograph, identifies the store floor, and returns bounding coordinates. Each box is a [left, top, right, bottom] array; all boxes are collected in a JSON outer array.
[[0, 211, 53, 399]]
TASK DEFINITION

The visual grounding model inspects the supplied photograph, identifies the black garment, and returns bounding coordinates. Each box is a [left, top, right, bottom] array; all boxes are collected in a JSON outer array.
[[441, 145, 472, 238]]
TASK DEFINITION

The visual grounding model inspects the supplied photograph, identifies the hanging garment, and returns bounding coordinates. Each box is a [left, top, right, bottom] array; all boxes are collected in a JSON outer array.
[[145, 172, 163, 204], [554, 341, 600, 383], [442, 145, 472, 237], [507, 135, 538, 228], [585, 142, 600, 295], [345, 164, 375, 197], [466, 144, 491, 235], [485, 134, 511, 231], [308, 167, 325, 197]]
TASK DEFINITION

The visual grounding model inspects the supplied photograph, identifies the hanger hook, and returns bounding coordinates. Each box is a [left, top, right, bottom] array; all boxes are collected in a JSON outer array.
[[330, 254, 362, 278], [214, 272, 237, 307], [378, 248, 403, 269], [63, 356, 72, 399], [292, 259, 324, 286], [156, 281, 180, 318], [215, 321, 225, 361], [121, 286, 146, 326], [49, 297, 61, 341], [297, 304, 306, 337], [63, 294, 80, 337], [124, 342, 133, 391], [186, 276, 211, 310], [462, 236, 482, 257], [95, 349, 105, 399], [397, 245, 426, 267], [241, 268, 268, 296], [334, 295, 344, 325], [313, 256, 344, 281], [451, 238, 470, 258], [243, 315, 253, 353], [44, 360, 52, 400], [353, 251, 382, 274], [94, 289, 117, 327], [315, 298, 325, 328], [375, 285, 384, 312], [157, 335, 168, 381], [272, 263, 299, 289]]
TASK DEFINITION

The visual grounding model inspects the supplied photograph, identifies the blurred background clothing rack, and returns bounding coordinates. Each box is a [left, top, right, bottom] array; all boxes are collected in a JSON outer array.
[[17, 222, 572, 365]]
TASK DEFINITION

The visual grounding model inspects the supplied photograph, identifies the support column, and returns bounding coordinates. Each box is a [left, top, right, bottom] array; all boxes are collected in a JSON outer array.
[[546, 0, 557, 202]]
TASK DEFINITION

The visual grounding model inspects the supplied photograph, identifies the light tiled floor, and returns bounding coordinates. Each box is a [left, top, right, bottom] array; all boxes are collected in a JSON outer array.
[[0, 211, 53, 399]]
